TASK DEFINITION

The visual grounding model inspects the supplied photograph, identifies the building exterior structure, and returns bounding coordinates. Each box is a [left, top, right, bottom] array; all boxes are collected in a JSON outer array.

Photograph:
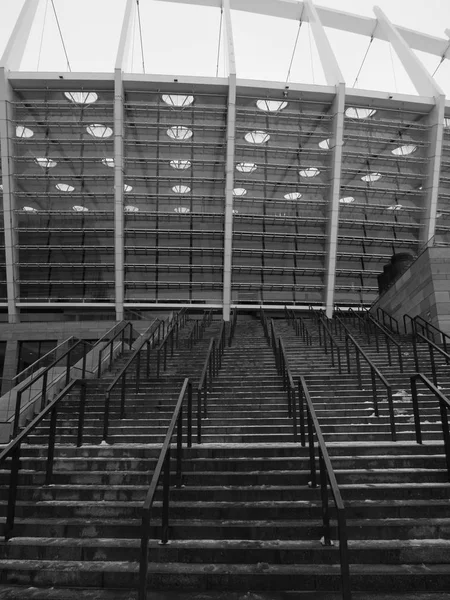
[[0, 0, 449, 377]]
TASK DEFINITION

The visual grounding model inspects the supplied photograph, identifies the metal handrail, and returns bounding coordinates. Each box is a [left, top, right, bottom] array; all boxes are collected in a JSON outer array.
[[316, 315, 342, 374], [408, 315, 450, 354], [345, 308, 404, 373], [102, 318, 165, 442], [376, 307, 400, 334], [284, 307, 313, 346], [155, 310, 188, 377], [297, 375, 351, 600], [12, 336, 77, 386], [197, 321, 226, 442], [260, 308, 270, 343], [269, 320, 298, 440], [410, 373, 450, 478], [12, 339, 93, 438], [0, 378, 87, 539], [332, 314, 397, 441], [97, 321, 134, 377], [411, 330, 450, 386], [138, 378, 193, 600], [186, 309, 214, 349], [228, 308, 238, 346]]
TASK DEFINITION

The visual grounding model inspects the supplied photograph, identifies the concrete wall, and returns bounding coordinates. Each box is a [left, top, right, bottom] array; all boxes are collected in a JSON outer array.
[[371, 247, 450, 334]]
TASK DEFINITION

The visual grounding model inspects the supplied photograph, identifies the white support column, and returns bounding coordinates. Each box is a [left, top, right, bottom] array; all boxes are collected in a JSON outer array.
[[303, 0, 344, 86], [0, 0, 39, 324], [303, 0, 345, 316], [373, 7, 445, 246], [113, 0, 135, 321], [222, 0, 237, 322], [325, 83, 345, 317]]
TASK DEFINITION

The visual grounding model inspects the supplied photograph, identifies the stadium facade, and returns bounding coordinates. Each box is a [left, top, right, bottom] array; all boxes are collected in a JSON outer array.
[[0, 0, 449, 380]]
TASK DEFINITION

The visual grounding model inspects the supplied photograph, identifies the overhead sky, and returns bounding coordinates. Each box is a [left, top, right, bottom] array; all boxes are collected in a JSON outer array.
[[0, 0, 449, 97]]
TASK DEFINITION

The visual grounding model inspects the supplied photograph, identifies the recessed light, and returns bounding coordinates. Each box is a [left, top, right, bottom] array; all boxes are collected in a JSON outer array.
[[299, 167, 320, 178], [23, 206, 37, 212], [124, 184, 133, 192], [340, 196, 355, 204], [35, 157, 57, 168], [318, 138, 330, 150], [236, 162, 257, 173], [387, 204, 402, 211], [64, 91, 98, 104], [172, 185, 191, 194], [444, 117, 450, 128], [16, 125, 34, 138], [102, 158, 115, 167], [233, 188, 247, 196], [256, 100, 288, 112], [174, 207, 190, 213], [55, 183, 75, 192], [391, 144, 417, 156], [345, 107, 376, 119], [170, 159, 191, 170], [162, 94, 194, 107], [284, 192, 302, 200], [167, 126, 193, 141], [245, 130, 270, 144], [125, 205, 139, 212], [361, 172, 382, 182], [86, 124, 113, 138], [233, 209, 239, 215], [73, 205, 89, 212]]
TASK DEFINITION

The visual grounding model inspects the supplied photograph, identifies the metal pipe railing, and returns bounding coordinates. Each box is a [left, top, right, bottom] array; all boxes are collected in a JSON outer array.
[[297, 375, 351, 600], [376, 307, 400, 334], [97, 322, 134, 377], [284, 306, 313, 346], [138, 378, 193, 600]]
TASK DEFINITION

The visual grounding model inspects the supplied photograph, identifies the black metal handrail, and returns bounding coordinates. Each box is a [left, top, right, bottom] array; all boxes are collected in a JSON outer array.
[[228, 308, 238, 346], [0, 378, 87, 539], [332, 314, 397, 441], [12, 339, 93, 438], [411, 330, 450, 386], [345, 308, 404, 373], [376, 307, 400, 334], [316, 314, 342, 374], [410, 373, 450, 478], [405, 314, 450, 354], [269, 320, 298, 440], [186, 309, 214, 349], [155, 310, 188, 378], [97, 321, 134, 377], [197, 321, 226, 442], [102, 318, 166, 442], [138, 377, 193, 600], [297, 375, 351, 600], [284, 307, 313, 346]]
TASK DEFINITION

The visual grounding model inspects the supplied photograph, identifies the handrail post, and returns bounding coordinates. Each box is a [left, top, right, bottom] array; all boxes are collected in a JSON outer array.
[[77, 380, 87, 447], [103, 392, 111, 442], [187, 381, 192, 448], [13, 390, 23, 438], [128, 323, 133, 348], [120, 372, 127, 419], [146, 341, 150, 379], [5, 444, 21, 540], [176, 407, 183, 488], [370, 368, 379, 416], [135, 352, 141, 393], [45, 405, 58, 485], [307, 408, 317, 488], [410, 376, 422, 444], [161, 448, 171, 544], [298, 379, 305, 447], [97, 348, 103, 378], [345, 337, 351, 374], [65, 348, 72, 386], [429, 343, 437, 386], [319, 448, 332, 546], [355, 349, 362, 388], [109, 340, 114, 370], [387, 387, 396, 441], [197, 388, 202, 443], [40, 370, 49, 412]]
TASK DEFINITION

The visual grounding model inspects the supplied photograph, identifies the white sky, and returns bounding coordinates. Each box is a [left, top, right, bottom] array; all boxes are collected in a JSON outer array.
[[0, 0, 449, 97]]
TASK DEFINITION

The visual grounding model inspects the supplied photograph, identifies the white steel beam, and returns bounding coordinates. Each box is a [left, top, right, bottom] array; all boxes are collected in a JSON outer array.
[[421, 97, 445, 245], [0, 0, 39, 71], [157, 0, 450, 59], [222, 0, 237, 322], [324, 83, 345, 317], [303, 0, 344, 87], [373, 7, 444, 98], [115, 0, 135, 72]]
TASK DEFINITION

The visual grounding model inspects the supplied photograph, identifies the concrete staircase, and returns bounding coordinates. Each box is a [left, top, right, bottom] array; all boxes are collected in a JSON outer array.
[[0, 313, 449, 599]]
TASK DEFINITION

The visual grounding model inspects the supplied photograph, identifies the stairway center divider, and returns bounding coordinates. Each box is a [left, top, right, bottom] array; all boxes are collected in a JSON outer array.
[[405, 313, 450, 355], [376, 307, 400, 335], [197, 320, 226, 443], [138, 377, 193, 600], [102, 310, 187, 442], [284, 307, 313, 346], [297, 374, 352, 600], [328, 312, 397, 442], [411, 329, 450, 386]]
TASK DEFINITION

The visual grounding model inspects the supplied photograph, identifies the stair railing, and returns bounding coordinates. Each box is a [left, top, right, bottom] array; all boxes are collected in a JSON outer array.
[[345, 308, 404, 373], [102, 318, 166, 442], [260, 308, 270, 343], [333, 314, 397, 441], [197, 321, 226, 442], [411, 331, 450, 387], [315, 314, 342, 374], [410, 373, 450, 477], [97, 321, 134, 377], [297, 375, 351, 600], [284, 307, 313, 346], [228, 308, 238, 346], [138, 377, 193, 600], [405, 315, 450, 355], [0, 378, 87, 540], [376, 307, 400, 334], [187, 309, 214, 349], [269, 320, 298, 441], [156, 309, 189, 377]]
